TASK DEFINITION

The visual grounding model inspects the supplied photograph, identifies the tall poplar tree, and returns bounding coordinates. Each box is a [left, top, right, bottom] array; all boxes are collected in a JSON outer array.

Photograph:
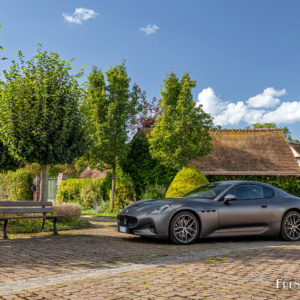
[[0, 47, 86, 202], [149, 72, 213, 169], [83, 64, 140, 211]]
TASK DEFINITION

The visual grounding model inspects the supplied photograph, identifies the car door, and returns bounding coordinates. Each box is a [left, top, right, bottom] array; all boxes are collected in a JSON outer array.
[[217, 184, 273, 235]]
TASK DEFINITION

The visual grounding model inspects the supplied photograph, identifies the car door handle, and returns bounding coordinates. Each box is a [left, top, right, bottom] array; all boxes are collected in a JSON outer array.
[[261, 205, 268, 208]]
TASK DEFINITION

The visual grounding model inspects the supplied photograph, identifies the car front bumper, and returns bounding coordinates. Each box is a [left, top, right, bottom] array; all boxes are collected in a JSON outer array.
[[117, 211, 172, 239]]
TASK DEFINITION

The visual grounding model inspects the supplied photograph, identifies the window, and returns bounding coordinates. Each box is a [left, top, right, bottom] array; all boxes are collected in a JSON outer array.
[[263, 187, 274, 198], [185, 183, 231, 199], [229, 185, 264, 200]]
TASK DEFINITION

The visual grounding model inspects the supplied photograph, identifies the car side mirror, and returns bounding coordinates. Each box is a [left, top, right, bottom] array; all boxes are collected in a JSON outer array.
[[223, 194, 237, 205]]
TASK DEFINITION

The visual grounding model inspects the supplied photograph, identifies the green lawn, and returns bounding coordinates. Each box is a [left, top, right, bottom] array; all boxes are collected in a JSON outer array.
[[82, 209, 117, 218], [7, 217, 92, 234]]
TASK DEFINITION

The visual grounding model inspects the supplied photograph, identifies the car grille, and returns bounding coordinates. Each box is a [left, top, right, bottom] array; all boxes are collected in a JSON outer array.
[[118, 215, 137, 228]]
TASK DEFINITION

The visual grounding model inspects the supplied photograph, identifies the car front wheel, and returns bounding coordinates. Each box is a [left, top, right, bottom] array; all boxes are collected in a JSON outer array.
[[170, 211, 200, 245], [281, 210, 300, 241]]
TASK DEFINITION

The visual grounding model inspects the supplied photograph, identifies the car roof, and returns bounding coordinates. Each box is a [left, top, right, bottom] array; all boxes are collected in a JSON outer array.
[[214, 180, 267, 184]]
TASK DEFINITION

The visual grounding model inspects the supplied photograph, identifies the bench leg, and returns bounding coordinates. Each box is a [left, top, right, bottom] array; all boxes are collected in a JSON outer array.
[[41, 217, 45, 232], [3, 220, 8, 239], [53, 218, 58, 235]]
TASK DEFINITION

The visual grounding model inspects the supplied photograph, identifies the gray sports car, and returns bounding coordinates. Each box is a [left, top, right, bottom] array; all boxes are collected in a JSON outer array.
[[117, 181, 300, 245]]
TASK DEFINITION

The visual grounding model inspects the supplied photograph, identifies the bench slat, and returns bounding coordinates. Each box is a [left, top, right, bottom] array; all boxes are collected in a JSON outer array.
[[0, 201, 53, 207], [0, 208, 54, 214], [0, 215, 60, 220]]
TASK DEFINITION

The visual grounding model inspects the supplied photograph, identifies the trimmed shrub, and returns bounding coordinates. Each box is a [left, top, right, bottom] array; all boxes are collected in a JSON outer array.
[[114, 183, 135, 211], [141, 184, 167, 199], [56, 179, 87, 205], [0, 168, 35, 200], [53, 203, 82, 219], [80, 179, 105, 208], [56, 178, 108, 207], [166, 166, 208, 198]]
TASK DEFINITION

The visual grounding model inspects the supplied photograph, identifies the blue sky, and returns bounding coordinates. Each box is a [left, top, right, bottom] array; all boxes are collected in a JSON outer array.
[[1, 0, 300, 139]]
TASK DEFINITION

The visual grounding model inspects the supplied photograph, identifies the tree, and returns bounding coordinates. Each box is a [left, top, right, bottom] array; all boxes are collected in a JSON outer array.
[[0, 46, 86, 202], [120, 135, 177, 198], [248, 123, 300, 142], [149, 72, 213, 169], [130, 88, 161, 133], [83, 64, 140, 211]]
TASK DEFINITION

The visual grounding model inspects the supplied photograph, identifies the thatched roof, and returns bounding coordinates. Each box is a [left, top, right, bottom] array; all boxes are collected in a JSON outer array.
[[191, 129, 300, 176]]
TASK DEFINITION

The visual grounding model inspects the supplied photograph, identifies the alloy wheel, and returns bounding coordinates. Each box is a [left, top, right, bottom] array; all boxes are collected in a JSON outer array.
[[173, 214, 198, 244], [284, 213, 300, 241]]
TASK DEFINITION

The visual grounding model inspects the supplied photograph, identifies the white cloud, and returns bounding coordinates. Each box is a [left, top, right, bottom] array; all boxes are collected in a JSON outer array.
[[247, 87, 286, 108], [63, 8, 98, 24], [140, 24, 159, 35], [262, 101, 300, 124], [197, 87, 225, 115], [196, 87, 300, 126]]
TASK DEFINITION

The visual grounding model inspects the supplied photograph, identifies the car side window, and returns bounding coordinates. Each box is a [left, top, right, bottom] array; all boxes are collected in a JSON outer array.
[[229, 185, 264, 200], [263, 187, 274, 198]]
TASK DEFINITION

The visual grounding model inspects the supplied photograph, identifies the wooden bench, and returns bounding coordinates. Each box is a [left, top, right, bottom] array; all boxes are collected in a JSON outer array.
[[0, 201, 60, 239]]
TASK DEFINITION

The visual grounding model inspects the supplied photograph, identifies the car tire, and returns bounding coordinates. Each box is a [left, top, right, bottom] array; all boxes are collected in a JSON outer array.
[[169, 211, 200, 245], [280, 210, 300, 241]]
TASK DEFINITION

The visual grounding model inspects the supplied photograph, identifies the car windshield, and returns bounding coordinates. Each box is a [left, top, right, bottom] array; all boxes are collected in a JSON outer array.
[[185, 183, 231, 199]]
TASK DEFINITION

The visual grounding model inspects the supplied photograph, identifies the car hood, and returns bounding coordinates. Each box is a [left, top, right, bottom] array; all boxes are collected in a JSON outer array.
[[120, 197, 215, 214]]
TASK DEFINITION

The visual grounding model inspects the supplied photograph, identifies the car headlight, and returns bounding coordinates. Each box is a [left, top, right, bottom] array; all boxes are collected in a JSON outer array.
[[149, 204, 170, 214]]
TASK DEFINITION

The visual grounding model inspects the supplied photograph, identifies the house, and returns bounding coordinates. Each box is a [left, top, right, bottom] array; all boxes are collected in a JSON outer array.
[[80, 166, 108, 179], [191, 129, 300, 176], [289, 142, 300, 167]]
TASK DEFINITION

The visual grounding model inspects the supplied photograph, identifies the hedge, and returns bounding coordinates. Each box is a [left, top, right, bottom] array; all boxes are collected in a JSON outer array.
[[166, 166, 209, 198], [0, 168, 35, 200], [56, 178, 108, 207], [207, 175, 300, 198]]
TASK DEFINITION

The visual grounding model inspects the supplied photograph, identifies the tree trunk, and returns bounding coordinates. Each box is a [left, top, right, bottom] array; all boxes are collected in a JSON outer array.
[[40, 164, 49, 202], [110, 165, 116, 212]]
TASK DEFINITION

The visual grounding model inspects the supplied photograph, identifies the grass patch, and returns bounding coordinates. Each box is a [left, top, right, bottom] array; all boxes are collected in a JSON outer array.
[[82, 209, 117, 218], [6, 218, 92, 234]]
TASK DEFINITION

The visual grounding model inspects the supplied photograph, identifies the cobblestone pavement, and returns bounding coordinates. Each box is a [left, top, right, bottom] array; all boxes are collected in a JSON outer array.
[[1, 217, 299, 299]]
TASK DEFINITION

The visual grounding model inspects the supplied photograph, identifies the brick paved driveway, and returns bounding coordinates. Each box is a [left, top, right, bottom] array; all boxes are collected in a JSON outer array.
[[0, 217, 299, 299]]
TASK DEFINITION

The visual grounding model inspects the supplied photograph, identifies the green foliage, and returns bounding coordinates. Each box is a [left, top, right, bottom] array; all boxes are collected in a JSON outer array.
[[0, 141, 20, 172], [49, 164, 80, 178], [80, 179, 105, 208], [82, 64, 141, 210], [107, 165, 136, 212], [166, 166, 209, 198], [56, 179, 86, 204], [141, 184, 167, 199], [0, 168, 35, 200], [149, 72, 213, 169], [56, 178, 108, 207], [120, 135, 177, 198], [208, 175, 300, 198], [113, 183, 135, 211], [23, 163, 41, 176], [0, 45, 86, 165]]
